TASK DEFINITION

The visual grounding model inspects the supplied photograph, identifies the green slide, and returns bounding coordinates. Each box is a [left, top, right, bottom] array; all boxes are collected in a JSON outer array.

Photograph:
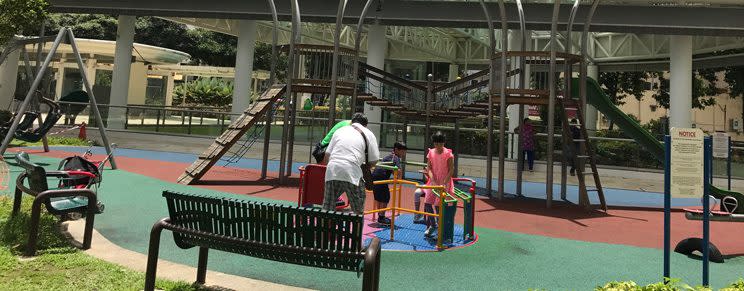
[[572, 77, 744, 213]]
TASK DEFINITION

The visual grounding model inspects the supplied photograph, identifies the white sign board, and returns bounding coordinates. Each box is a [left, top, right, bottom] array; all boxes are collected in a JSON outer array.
[[670, 127, 705, 197], [712, 132, 729, 159]]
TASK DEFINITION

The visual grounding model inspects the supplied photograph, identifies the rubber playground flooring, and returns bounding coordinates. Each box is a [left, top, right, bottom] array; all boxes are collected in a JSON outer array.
[[6, 147, 744, 290]]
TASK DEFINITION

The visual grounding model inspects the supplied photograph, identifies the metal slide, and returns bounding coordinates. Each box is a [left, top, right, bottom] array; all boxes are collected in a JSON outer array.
[[573, 77, 744, 213]]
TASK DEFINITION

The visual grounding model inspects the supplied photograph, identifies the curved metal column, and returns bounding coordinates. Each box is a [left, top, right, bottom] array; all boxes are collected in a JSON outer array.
[[328, 0, 348, 130], [351, 0, 376, 115], [279, 0, 301, 183], [515, 0, 527, 197], [560, 0, 582, 201], [496, 0, 508, 200], [261, 0, 279, 179], [546, 0, 561, 208], [478, 0, 496, 197]]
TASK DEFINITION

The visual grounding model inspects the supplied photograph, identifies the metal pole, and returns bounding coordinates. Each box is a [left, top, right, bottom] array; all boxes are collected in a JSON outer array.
[[497, 0, 508, 200], [279, 0, 301, 183], [328, 0, 348, 131], [402, 118, 408, 180], [545, 0, 561, 208], [663, 135, 671, 282], [67, 28, 117, 168], [454, 119, 460, 177], [351, 0, 376, 115], [703, 136, 711, 287], [0, 28, 66, 156], [478, 0, 496, 197], [728, 136, 732, 190], [516, 0, 527, 197], [261, 0, 279, 179], [34, 22, 50, 152], [426, 75, 432, 148], [20, 49, 49, 152]]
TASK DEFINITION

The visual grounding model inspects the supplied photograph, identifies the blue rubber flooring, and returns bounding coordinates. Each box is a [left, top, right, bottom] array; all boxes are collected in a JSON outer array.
[[364, 214, 472, 251]]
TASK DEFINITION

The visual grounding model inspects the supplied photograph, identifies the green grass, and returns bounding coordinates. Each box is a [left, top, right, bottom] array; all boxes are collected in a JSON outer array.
[[0, 197, 196, 291], [9, 137, 94, 148]]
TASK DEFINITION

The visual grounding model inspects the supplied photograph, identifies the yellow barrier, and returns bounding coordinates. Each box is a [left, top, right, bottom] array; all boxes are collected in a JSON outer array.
[[365, 168, 451, 250]]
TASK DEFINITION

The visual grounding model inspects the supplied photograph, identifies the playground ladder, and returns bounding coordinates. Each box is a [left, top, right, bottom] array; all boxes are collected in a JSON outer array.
[[559, 98, 607, 211], [177, 84, 287, 185]]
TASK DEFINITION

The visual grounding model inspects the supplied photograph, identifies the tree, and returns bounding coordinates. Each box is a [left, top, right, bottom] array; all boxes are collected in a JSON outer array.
[[0, 0, 48, 46], [598, 71, 648, 129], [724, 67, 744, 123], [650, 71, 716, 110]]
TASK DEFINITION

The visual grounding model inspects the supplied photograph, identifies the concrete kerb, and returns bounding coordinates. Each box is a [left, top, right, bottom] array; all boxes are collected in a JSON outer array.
[[61, 219, 311, 291]]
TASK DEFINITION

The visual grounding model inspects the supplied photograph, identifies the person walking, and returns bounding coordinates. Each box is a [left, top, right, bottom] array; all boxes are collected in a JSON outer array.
[[519, 118, 536, 172]]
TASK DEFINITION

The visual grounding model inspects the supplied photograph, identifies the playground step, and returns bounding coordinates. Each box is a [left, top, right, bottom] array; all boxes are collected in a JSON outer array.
[[177, 84, 287, 185]]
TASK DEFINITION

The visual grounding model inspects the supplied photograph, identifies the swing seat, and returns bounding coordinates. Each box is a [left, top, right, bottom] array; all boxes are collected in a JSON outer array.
[[13, 97, 62, 142]]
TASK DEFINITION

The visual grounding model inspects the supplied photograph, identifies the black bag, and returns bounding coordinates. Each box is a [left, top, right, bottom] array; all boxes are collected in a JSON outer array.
[[352, 125, 375, 191], [58, 156, 100, 188], [312, 142, 326, 164]]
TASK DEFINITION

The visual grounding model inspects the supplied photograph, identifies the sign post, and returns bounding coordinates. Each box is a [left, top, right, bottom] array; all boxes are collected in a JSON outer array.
[[665, 127, 705, 283]]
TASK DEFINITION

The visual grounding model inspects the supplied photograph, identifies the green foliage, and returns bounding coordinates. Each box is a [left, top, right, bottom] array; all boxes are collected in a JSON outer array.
[[11, 136, 94, 147], [595, 278, 722, 291], [650, 72, 716, 110], [0, 0, 48, 45], [599, 72, 649, 106], [173, 77, 234, 107], [0, 197, 195, 290]]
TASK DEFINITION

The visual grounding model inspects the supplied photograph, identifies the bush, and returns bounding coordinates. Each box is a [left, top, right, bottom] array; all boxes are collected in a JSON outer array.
[[173, 77, 234, 107]]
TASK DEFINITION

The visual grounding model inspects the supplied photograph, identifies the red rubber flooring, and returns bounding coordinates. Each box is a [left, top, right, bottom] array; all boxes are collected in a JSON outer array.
[[26, 149, 744, 255]]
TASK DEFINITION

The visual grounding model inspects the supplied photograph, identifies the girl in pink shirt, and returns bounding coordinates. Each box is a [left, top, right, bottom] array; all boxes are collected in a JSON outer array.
[[414, 131, 455, 238]]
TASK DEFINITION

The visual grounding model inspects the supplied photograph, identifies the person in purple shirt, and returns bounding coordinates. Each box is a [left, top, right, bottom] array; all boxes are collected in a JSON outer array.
[[518, 118, 536, 172]]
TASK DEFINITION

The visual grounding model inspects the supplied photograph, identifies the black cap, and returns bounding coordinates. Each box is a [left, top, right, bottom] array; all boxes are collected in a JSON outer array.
[[393, 141, 408, 150]]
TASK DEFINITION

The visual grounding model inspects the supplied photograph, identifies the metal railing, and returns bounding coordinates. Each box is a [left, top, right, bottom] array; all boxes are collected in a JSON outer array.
[[41, 101, 744, 179]]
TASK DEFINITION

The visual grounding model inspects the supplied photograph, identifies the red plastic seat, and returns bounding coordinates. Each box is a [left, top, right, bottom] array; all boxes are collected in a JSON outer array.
[[298, 164, 348, 210]]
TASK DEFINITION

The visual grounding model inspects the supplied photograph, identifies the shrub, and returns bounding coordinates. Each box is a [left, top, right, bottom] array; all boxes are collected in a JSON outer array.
[[173, 77, 234, 107]]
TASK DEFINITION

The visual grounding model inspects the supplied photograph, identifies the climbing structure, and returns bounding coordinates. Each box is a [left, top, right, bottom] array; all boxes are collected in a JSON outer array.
[[177, 84, 286, 185]]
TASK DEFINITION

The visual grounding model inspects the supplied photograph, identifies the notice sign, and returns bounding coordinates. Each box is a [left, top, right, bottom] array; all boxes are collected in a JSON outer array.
[[712, 132, 729, 158], [670, 128, 705, 197]]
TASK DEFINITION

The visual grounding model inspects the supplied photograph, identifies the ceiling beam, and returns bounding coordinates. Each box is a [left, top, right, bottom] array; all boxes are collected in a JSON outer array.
[[49, 0, 744, 36]]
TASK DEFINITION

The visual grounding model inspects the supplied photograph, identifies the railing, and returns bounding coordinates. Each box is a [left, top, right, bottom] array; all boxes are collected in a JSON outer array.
[[43, 101, 744, 179]]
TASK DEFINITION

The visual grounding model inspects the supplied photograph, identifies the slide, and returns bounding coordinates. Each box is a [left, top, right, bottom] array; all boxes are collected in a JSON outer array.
[[572, 78, 744, 213]]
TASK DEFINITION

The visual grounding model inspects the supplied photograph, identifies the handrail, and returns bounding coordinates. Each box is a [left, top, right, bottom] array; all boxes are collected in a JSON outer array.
[[433, 69, 490, 92], [358, 62, 427, 91]]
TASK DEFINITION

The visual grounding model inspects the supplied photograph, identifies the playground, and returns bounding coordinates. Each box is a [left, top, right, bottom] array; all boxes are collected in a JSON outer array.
[[2, 145, 742, 290], [3, 0, 744, 290]]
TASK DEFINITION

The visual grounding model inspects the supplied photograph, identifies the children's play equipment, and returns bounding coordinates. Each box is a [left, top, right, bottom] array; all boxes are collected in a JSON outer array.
[[368, 163, 476, 250], [297, 164, 349, 211], [0, 28, 116, 167]]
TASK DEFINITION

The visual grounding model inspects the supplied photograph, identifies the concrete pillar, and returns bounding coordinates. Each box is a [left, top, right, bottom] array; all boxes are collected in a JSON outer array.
[[669, 35, 693, 129], [0, 47, 20, 109], [364, 24, 386, 138], [232, 20, 257, 117], [448, 63, 459, 82], [83, 57, 97, 93], [164, 73, 175, 106], [585, 64, 599, 132], [54, 56, 66, 99], [127, 62, 147, 105], [109, 15, 136, 129]]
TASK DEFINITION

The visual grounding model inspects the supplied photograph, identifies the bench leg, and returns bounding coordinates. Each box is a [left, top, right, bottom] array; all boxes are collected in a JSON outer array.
[[196, 247, 209, 284], [144, 219, 167, 291], [362, 238, 381, 291], [12, 187, 22, 216], [24, 198, 44, 257], [83, 195, 98, 249]]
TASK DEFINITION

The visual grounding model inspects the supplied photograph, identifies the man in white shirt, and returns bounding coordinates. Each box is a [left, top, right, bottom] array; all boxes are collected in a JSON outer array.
[[322, 113, 380, 214]]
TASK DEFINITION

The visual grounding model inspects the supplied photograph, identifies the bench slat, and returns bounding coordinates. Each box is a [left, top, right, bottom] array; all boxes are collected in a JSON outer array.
[[162, 191, 366, 272]]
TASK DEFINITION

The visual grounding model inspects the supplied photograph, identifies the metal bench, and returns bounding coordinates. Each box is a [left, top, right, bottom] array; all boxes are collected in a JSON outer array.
[[144, 191, 381, 291], [13, 152, 98, 256]]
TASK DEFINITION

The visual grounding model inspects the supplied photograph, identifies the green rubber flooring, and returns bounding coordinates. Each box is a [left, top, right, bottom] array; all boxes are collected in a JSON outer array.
[[9, 154, 744, 290]]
